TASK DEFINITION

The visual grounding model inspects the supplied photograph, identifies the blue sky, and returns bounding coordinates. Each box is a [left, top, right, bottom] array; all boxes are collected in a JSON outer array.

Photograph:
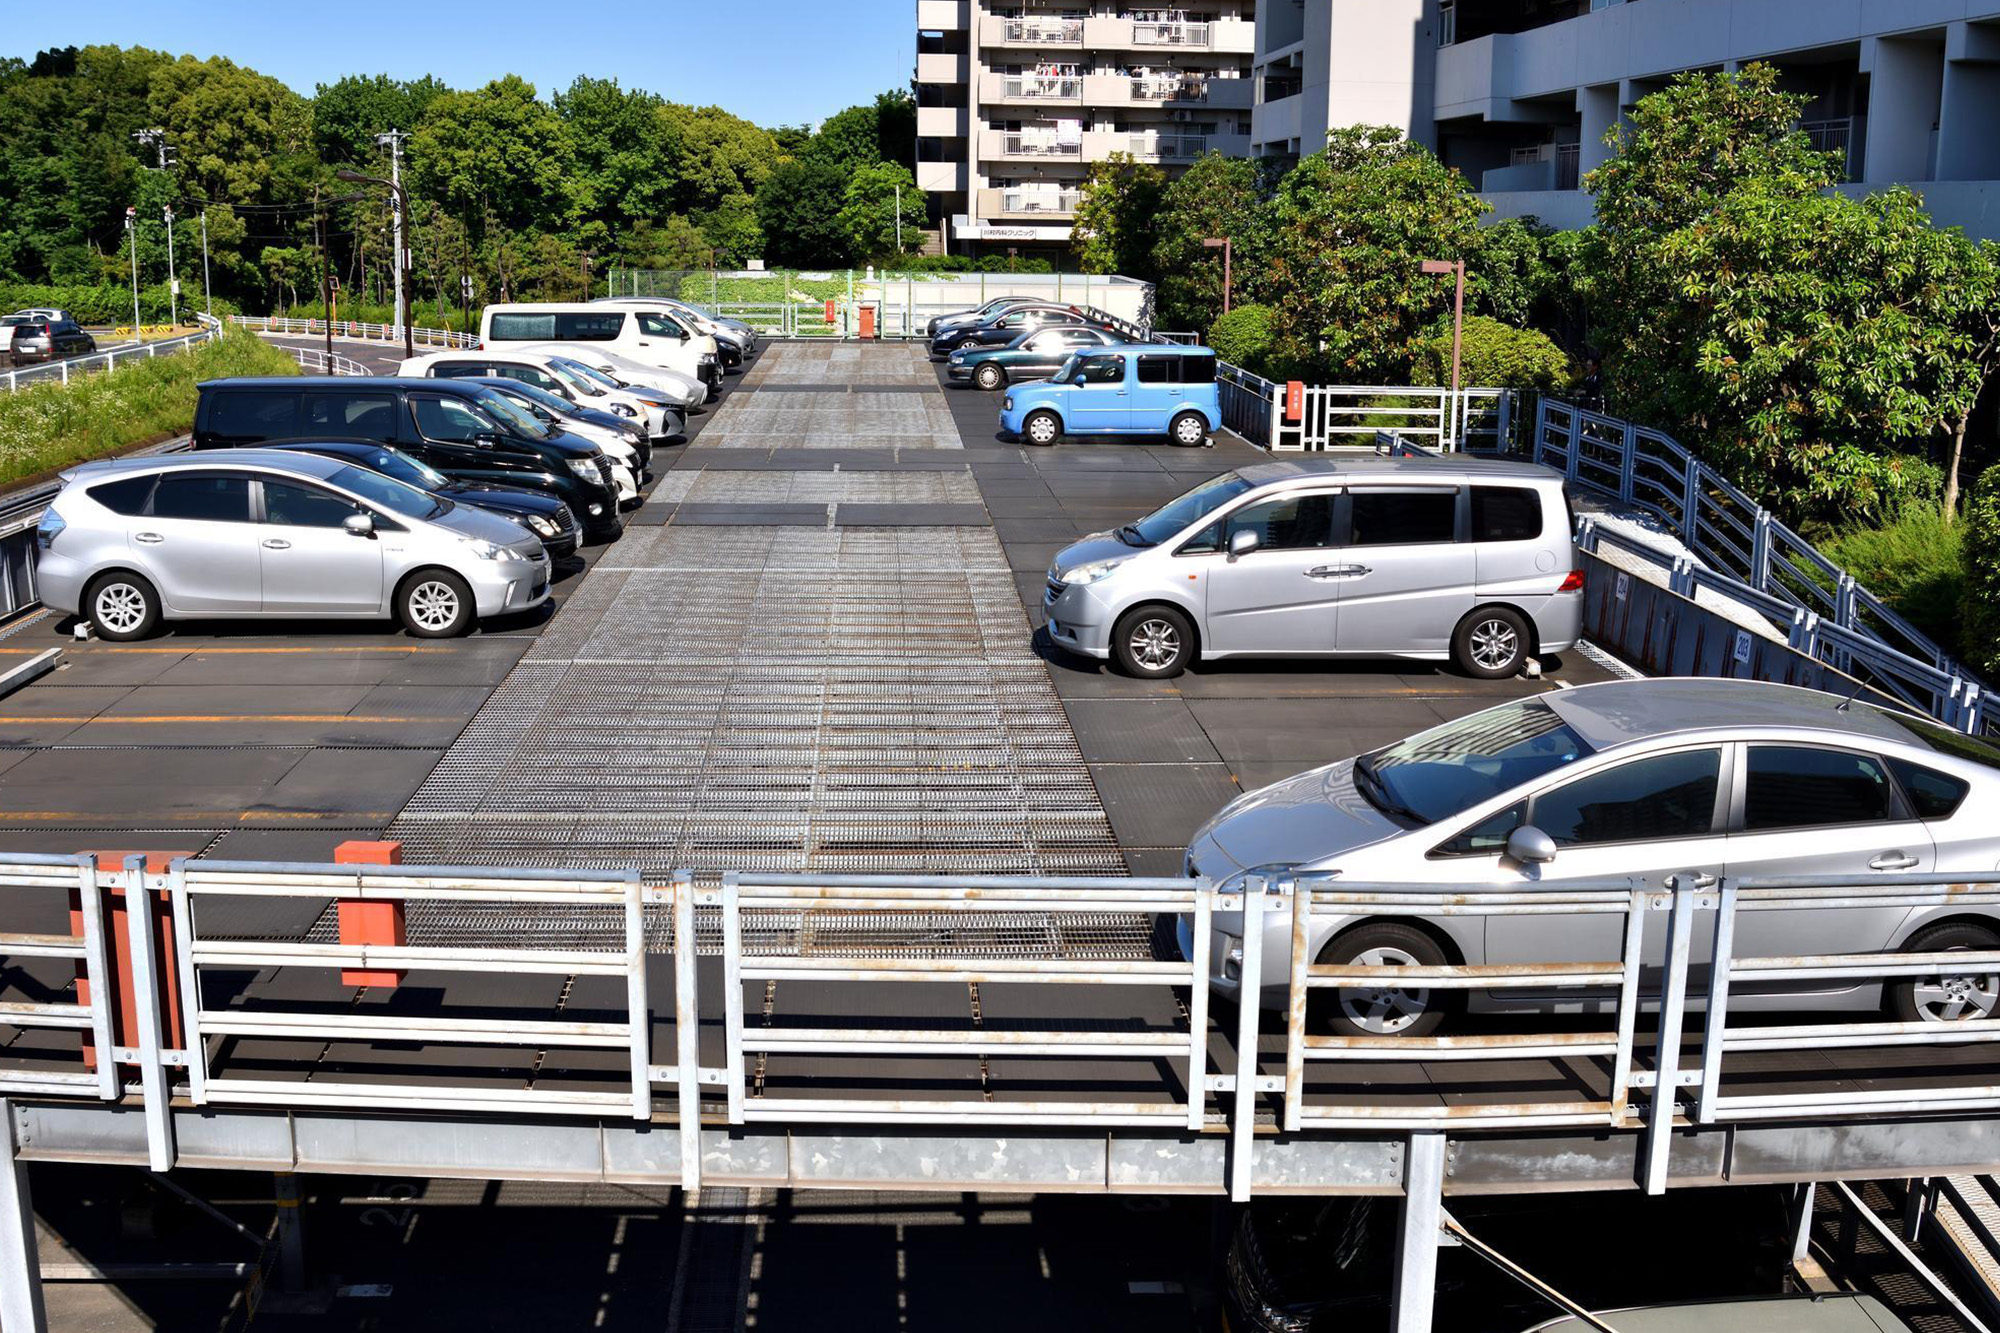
[[5, 0, 914, 127]]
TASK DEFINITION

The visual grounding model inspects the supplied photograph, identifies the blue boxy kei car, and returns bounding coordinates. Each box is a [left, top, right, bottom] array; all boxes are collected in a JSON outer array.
[[999, 344, 1222, 447]]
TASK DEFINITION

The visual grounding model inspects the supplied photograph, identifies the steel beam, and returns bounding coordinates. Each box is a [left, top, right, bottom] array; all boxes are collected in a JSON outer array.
[[0, 1100, 48, 1333], [273, 1172, 305, 1292], [1392, 1132, 1447, 1333]]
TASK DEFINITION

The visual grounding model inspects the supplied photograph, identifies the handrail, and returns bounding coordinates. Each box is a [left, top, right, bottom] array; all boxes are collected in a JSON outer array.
[[227, 313, 476, 350], [3, 314, 223, 395]]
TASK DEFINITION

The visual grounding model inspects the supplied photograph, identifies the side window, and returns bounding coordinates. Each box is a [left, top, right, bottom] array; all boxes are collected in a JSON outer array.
[[552, 312, 626, 341], [1178, 521, 1223, 556], [87, 475, 156, 516], [303, 393, 397, 438], [1433, 802, 1527, 858], [1471, 486, 1543, 542], [262, 480, 363, 529], [1349, 489, 1458, 547], [998, 311, 1027, 328], [487, 313, 556, 342], [1532, 749, 1721, 847], [1137, 356, 1175, 385], [411, 396, 492, 444], [1224, 493, 1337, 552], [150, 473, 252, 523], [1177, 354, 1217, 384], [1744, 746, 1895, 831], [1887, 757, 1971, 820], [208, 392, 299, 441], [503, 366, 564, 394], [429, 362, 493, 380], [1077, 354, 1125, 385], [636, 313, 685, 338]]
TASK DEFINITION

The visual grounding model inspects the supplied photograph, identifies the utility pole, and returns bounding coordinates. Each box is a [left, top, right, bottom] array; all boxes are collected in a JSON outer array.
[[895, 182, 903, 255], [315, 187, 332, 364], [124, 207, 142, 336], [1202, 236, 1233, 316], [200, 210, 212, 318], [1421, 257, 1468, 449], [375, 130, 410, 345], [163, 206, 179, 330]]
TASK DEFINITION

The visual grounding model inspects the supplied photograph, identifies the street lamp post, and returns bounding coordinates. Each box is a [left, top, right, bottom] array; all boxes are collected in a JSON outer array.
[[1421, 257, 1468, 449], [1202, 236, 1233, 316], [200, 210, 213, 318], [163, 206, 178, 331], [336, 164, 415, 361], [123, 207, 142, 338]]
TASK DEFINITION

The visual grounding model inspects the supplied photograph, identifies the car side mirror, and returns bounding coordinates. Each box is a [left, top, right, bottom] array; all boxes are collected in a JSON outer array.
[[342, 513, 375, 538], [1072, 374, 1089, 386], [1227, 529, 1260, 559], [1505, 825, 1557, 865]]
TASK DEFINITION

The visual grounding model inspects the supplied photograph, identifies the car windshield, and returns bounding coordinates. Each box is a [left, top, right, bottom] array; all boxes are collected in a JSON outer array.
[[484, 379, 576, 417], [554, 357, 625, 391], [1355, 699, 1594, 826], [1124, 472, 1256, 546], [327, 463, 447, 520], [542, 362, 604, 397], [473, 389, 555, 438], [355, 447, 448, 491]]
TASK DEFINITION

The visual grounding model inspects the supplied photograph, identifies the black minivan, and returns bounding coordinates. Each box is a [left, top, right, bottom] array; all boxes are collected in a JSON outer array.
[[193, 377, 624, 539]]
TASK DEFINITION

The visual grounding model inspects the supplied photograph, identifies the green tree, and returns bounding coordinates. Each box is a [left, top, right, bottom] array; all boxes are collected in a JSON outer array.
[[1070, 153, 1165, 278], [1149, 152, 1271, 332], [696, 193, 763, 266], [1262, 125, 1487, 382], [555, 76, 678, 247], [312, 73, 447, 165], [1413, 314, 1571, 392], [754, 159, 852, 267], [410, 76, 576, 242], [662, 104, 780, 214], [1207, 304, 1275, 373], [837, 161, 925, 262]]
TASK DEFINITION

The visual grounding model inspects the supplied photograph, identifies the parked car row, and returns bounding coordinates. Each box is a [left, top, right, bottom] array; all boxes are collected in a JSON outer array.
[[3, 310, 95, 367]]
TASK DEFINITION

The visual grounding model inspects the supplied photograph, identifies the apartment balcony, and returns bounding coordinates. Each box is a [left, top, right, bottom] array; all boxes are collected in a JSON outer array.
[[916, 51, 966, 85], [980, 129, 1085, 163], [978, 14, 1084, 49], [917, 160, 968, 193], [1082, 15, 1257, 55], [1802, 115, 1866, 183], [1251, 91, 1301, 147], [978, 187, 1082, 220], [1485, 143, 1582, 193], [917, 0, 967, 30], [917, 105, 968, 138], [980, 71, 1085, 107], [1082, 71, 1254, 109], [1120, 130, 1251, 162]]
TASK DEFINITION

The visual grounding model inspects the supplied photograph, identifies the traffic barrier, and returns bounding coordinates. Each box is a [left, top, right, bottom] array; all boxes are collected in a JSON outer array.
[[334, 840, 406, 988]]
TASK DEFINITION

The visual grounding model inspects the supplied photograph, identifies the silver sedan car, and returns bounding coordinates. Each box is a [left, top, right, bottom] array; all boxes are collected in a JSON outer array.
[[1183, 680, 2000, 1036], [37, 451, 551, 639]]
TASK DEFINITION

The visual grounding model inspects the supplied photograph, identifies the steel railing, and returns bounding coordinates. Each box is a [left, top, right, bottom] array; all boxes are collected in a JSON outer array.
[[2, 314, 222, 395], [1000, 189, 1081, 215], [1215, 368, 1512, 452], [1002, 75, 1082, 99], [226, 314, 476, 349], [1001, 16, 1082, 42], [13, 856, 2000, 1196], [1541, 398, 1990, 733], [1133, 19, 1212, 46], [998, 133, 1083, 158]]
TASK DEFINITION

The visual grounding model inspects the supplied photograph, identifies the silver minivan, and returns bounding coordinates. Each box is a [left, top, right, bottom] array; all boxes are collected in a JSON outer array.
[[36, 451, 551, 640], [1043, 457, 1583, 679]]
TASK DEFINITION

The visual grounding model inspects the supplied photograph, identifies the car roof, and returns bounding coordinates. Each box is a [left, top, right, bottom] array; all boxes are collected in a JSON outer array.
[[1525, 1295, 1907, 1333], [67, 449, 348, 482], [200, 375, 487, 397], [1097, 341, 1213, 355], [1542, 679, 1931, 753], [1232, 455, 1561, 487]]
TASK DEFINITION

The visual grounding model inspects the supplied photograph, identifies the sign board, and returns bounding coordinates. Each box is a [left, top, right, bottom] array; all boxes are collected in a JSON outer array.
[[824, 298, 837, 325], [170, 279, 180, 297], [1614, 571, 1630, 603], [1733, 630, 1754, 666], [1285, 381, 1304, 423]]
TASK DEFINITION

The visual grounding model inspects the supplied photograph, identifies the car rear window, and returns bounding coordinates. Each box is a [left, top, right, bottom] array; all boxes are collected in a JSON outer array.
[[1137, 356, 1175, 385], [1349, 489, 1457, 546], [151, 474, 251, 522], [1887, 757, 1971, 820], [1471, 486, 1543, 542], [1744, 746, 1895, 830], [1881, 711, 2000, 773], [303, 392, 397, 437], [488, 312, 626, 343], [1176, 354, 1217, 384], [87, 475, 156, 516]]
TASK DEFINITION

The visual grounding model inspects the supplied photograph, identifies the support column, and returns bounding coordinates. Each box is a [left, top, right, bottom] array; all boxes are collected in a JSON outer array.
[[273, 1173, 306, 1293], [0, 1101, 49, 1333], [1391, 1133, 1447, 1333], [1578, 84, 1620, 175], [1936, 22, 2000, 183], [1861, 35, 1946, 185]]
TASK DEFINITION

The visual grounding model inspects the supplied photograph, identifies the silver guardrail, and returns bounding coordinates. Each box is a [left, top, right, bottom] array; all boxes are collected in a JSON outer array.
[[1547, 396, 1991, 734], [227, 314, 475, 349], [3, 313, 222, 395]]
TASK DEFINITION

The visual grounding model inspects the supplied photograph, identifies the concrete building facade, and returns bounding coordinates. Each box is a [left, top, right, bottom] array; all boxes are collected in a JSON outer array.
[[915, 0, 1258, 257], [1247, 0, 2000, 239]]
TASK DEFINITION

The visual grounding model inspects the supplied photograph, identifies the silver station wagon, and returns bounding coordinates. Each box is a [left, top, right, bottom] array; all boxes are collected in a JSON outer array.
[[1043, 456, 1583, 679], [37, 451, 551, 640], [1183, 680, 2000, 1037]]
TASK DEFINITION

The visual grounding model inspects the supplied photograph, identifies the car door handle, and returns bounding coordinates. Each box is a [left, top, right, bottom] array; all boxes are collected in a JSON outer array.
[[1869, 853, 1921, 871], [261, 539, 291, 551], [134, 532, 163, 544], [1305, 564, 1369, 579]]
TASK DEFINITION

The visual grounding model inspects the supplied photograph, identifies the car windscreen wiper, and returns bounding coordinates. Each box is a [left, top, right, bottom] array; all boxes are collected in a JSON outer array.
[[1117, 523, 1152, 547], [1353, 756, 1424, 825]]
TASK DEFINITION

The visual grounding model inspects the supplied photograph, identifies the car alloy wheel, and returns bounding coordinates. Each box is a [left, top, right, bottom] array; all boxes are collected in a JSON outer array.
[[1912, 967, 2000, 1023], [1127, 617, 1181, 671], [1024, 411, 1060, 446], [408, 580, 462, 632], [1336, 945, 1434, 1036], [976, 363, 1005, 390], [93, 582, 149, 635], [1468, 617, 1520, 672]]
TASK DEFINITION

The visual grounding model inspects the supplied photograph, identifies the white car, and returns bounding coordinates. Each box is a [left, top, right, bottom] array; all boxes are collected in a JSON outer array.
[[596, 296, 753, 366], [480, 303, 720, 400], [505, 343, 704, 409], [396, 351, 681, 440], [475, 381, 640, 505]]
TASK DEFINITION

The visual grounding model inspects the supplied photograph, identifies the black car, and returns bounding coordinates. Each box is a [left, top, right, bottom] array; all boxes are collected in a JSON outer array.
[[194, 376, 624, 540], [5, 315, 95, 365], [925, 296, 1036, 340], [252, 440, 581, 559], [928, 304, 1095, 357]]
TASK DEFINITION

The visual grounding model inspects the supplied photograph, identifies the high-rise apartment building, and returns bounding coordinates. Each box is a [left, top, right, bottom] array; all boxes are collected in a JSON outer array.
[[915, 1, 1259, 258], [1250, 0, 2000, 240]]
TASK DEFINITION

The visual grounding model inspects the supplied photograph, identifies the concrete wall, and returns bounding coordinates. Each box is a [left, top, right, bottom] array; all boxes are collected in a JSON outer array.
[[1305, 0, 1441, 149]]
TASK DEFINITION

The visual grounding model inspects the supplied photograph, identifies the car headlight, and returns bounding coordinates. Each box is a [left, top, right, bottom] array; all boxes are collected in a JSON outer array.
[[700, 353, 718, 367], [526, 515, 558, 538], [461, 537, 507, 561], [950, 351, 965, 362], [567, 458, 603, 481], [1003, 396, 1014, 411], [609, 401, 636, 417], [1061, 558, 1128, 586]]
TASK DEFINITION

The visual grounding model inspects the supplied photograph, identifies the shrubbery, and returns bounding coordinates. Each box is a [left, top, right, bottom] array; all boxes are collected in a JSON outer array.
[[1820, 503, 1968, 662], [0, 283, 238, 327], [1206, 304, 1275, 373], [1413, 315, 1571, 392], [1960, 467, 2000, 677]]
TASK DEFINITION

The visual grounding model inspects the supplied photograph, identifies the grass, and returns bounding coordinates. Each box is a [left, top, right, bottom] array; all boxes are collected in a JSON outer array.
[[1817, 502, 1968, 658], [0, 328, 299, 490]]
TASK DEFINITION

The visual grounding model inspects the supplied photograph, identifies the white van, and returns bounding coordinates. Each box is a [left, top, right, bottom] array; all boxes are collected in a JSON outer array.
[[395, 350, 683, 440], [480, 304, 720, 401]]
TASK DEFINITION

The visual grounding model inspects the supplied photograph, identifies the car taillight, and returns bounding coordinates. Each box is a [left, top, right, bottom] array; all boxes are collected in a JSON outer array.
[[1558, 569, 1586, 592]]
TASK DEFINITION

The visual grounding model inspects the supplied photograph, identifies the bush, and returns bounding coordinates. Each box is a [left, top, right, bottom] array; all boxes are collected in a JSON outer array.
[[1207, 304, 1276, 373], [0, 328, 297, 487], [0, 283, 240, 327], [1820, 503, 1968, 661], [1962, 467, 2000, 677], [1413, 315, 1571, 392]]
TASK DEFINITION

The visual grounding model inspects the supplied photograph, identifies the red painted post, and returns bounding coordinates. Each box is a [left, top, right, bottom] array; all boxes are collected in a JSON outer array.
[[824, 298, 837, 328], [72, 852, 184, 1071], [859, 305, 877, 341], [335, 840, 406, 989], [1285, 381, 1304, 422]]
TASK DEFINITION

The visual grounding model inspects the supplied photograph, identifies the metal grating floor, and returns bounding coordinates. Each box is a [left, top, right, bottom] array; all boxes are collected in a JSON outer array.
[[388, 345, 1126, 882]]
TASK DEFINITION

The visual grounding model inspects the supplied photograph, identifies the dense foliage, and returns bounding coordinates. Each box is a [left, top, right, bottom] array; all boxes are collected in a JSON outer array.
[[1205, 304, 1274, 372], [1412, 315, 1569, 393], [1961, 466, 2000, 676], [0, 45, 921, 321]]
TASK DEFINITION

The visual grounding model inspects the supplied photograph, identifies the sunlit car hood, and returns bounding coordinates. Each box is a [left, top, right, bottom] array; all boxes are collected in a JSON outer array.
[[1187, 759, 1404, 877], [433, 500, 541, 547], [1050, 533, 1133, 577]]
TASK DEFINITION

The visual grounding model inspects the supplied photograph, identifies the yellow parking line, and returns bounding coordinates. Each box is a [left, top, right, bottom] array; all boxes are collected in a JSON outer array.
[[0, 715, 451, 724], [0, 645, 456, 655]]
